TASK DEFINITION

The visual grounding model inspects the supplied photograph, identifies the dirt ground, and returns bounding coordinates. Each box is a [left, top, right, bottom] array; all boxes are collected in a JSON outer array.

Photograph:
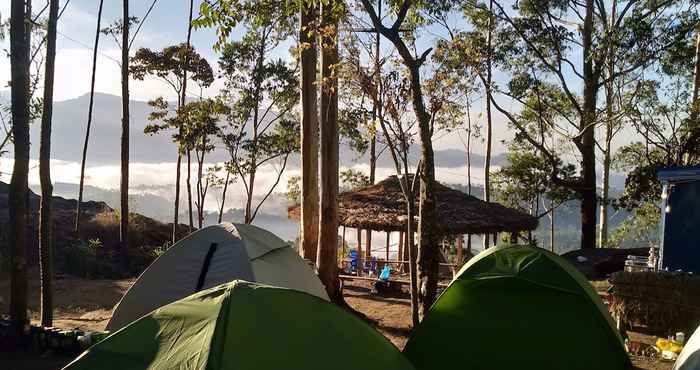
[[0, 275, 676, 370]]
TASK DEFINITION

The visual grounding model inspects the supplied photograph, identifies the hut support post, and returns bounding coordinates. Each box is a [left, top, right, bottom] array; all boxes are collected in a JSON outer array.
[[398, 231, 404, 269], [356, 228, 362, 276], [385, 232, 390, 261], [493, 233, 498, 247], [365, 230, 372, 260], [456, 235, 463, 265], [341, 226, 346, 257]]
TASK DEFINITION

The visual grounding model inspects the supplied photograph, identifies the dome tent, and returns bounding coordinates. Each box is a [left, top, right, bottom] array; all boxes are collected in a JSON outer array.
[[403, 246, 631, 370], [64, 281, 414, 370], [106, 223, 328, 331], [675, 325, 700, 370]]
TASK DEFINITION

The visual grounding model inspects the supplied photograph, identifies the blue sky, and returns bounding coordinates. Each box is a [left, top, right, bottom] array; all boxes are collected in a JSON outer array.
[[0, 0, 226, 101]]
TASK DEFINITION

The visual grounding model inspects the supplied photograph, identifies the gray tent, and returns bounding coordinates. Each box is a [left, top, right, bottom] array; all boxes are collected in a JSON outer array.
[[106, 223, 328, 331]]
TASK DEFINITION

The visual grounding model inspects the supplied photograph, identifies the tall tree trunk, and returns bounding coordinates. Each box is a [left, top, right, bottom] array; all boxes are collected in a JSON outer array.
[[550, 201, 556, 252], [187, 150, 194, 230], [599, 0, 617, 249], [180, 0, 195, 235], [580, 0, 599, 250], [691, 27, 700, 122], [466, 99, 472, 196], [403, 191, 419, 326], [119, 0, 131, 265], [299, 3, 319, 263], [196, 147, 205, 228], [173, 153, 182, 241], [317, 0, 342, 302], [38, 0, 59, 327], [218, 166, 230, 223], [482, 0, 494, 250], [76, 0, 104, 235], [9, 0, 32, 336], [365, 3, 381, 264]]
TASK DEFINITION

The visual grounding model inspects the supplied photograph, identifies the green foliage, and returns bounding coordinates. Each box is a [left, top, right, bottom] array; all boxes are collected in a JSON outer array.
[[340, 169, 370, 191], [493, 141, 576, 217], [195, 0, 297, 51], [130, 44, 214, 90], [609, 201, 660, 248], [285, 175, 301, 203]]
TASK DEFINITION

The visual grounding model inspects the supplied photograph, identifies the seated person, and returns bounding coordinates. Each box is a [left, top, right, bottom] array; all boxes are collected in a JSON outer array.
[[372, 265, 392, 294]]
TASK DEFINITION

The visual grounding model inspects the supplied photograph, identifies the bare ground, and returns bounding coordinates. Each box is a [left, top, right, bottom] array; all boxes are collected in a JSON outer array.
[[0, 275, 675, 370]]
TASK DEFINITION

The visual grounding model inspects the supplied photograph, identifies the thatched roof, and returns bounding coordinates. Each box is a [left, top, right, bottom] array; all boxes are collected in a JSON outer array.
[[288, 175, 538, 235]]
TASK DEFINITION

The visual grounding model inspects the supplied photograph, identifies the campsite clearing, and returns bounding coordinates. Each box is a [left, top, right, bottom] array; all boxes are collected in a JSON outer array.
[[0, 272, 674, 370]]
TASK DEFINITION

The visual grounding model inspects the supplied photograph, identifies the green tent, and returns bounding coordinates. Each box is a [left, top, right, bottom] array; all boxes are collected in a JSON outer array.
[[64, 281, 413, 370], [403, 246, 631, 370]]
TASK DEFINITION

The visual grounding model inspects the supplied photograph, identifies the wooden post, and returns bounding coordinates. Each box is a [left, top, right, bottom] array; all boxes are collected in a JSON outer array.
[[356, 228, 362, 276], [510, 232, 518, 245], [398, 231, 404, 270], [386, 232, 390, 261], [341, 225, 346, 256], [456, 235, 463, 265], [365, 230, 372, 260], [466, 234, 472, 255], [493, 233, 498, 247]]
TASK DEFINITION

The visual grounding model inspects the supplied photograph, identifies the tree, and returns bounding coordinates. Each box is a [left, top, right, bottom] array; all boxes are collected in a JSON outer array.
[[463, 0, 691, 249], [132, 44, 214, 236], [184, 98, 229, 228], [370, 68, 421, 325], [120, 0, 130, 265], [299, 0, 320, 263], [317, 0, 342, 302], [360, 0, 441, 318], [9, 0, 32, 337], [215, 6, 298, 224], [76, 0, 105, 235], [38, 0, 59, 327]]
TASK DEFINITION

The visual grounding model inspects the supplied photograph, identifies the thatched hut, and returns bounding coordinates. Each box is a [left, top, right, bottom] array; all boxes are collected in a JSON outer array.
[[288, 175, 538, 271]]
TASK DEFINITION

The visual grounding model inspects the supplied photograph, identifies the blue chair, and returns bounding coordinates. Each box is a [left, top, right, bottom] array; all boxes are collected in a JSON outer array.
[[349, 250, 359, 274]]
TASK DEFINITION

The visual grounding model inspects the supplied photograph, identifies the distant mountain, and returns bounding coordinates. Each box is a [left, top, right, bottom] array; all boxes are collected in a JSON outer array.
[[0, 92, 498, 169]]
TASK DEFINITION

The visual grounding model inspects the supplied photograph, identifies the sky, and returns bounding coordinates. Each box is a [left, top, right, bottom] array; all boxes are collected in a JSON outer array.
[[0, 0, 518, 153], [0, 0, 643, 217]]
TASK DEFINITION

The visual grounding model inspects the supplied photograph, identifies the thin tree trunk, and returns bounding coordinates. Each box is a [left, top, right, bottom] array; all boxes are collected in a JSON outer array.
[[466, 100, 472, 196], [317, 0, 342, 302], [483, 0, 494, 250], [218, 167, 230, 223], [299, 3, 319, 263], [119, 0, 130, 265], [38, 0, 59, 327], [580, 0, 599, 250], [172, 0, 195, 241], [404, 195, 419, 326], [173, 153, 182, 241], [599, 0, 617, 249], [550, 202, 556, 253], [9, 0, 32, 336], [187, 150, 193, 230], [76, 0, 104, 235], [691, 27, 700, 122]]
